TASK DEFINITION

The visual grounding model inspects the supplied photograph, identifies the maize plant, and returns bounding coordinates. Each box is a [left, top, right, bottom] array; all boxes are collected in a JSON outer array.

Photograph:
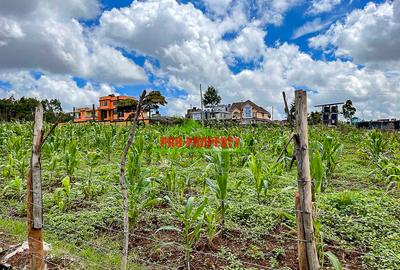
[[83, 151, 101, 200], [63, 141, 79, 179], [159, 196, 207, 270], [246, 153, 267, 201], [321, 136, 343, 180], [53, 176, 72, 211], [364, 129, 388, 161], [206, 150, 230, 235]]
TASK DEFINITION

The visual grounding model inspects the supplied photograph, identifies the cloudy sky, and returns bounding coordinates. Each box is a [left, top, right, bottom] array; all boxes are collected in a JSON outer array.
[[0, 0, 399, 119]]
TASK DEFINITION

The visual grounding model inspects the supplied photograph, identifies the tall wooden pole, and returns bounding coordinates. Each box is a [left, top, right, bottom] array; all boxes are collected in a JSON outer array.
[[294, 90, 319, 270], [119, 90, 146, 270], [27, 103, 45, 270]]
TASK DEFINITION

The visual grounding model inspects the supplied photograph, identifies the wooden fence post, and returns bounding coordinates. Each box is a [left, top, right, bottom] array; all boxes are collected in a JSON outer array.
[[294, 90, 320, 270], [27, 103, 45, 270], [119, 90, 147, 270]]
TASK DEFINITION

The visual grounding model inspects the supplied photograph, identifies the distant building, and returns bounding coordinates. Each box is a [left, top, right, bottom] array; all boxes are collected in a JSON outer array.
[[97, 95, 137, 121], [73, 94, 148, 123], [73, 105, 96, 123], [185, 107, 203, 120], [204, 104, 231, 120], [356, 119, 400, 131], [314, 102, 344, 126], [351, 116, 363, 125], [230, 100, 271, 124], [186, 100, 270, 124]]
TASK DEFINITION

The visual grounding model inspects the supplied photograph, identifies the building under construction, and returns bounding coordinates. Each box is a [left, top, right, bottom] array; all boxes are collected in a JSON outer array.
[[314, 102, 344, 125]]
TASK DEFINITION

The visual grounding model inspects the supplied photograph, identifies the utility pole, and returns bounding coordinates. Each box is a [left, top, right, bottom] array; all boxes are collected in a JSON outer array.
[[271, 105, 274, 121], [294, 90, 320, 270], [200, 84, 204, 126]]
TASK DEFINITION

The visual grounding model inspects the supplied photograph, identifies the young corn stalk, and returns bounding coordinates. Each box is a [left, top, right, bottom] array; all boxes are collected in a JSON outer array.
[[159, 196, 207, 270], [53, 176, 71, 211], [203, 208, 219, 249], [63, 141, 79, 179], [310, 149, 342, 270], [364, 129, 388, 161], [206, 150, 230, 236], [126, 135, 161, 225], [83, 151, 100, 200], [246, 153, 266, 202], [321, 136, 343, 181]]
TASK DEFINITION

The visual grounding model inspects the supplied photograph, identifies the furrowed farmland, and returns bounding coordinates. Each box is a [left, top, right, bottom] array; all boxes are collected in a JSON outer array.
[[1, 121, 399, 269]]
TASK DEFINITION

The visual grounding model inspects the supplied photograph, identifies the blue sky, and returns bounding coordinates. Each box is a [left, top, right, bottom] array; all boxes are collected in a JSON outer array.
[[0, 0, 399, 119]]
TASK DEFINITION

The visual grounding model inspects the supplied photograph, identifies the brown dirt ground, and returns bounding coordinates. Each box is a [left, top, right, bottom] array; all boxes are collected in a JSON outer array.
[[125, 222, 363, 270]]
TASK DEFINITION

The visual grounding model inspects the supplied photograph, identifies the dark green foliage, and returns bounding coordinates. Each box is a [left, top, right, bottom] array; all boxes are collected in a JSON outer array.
[[308, 111, 322, 125], [142, 90, 167, 117], [342, 100, 356, 122], [0, 96, 65, 122], [203, 85, 221, 107]]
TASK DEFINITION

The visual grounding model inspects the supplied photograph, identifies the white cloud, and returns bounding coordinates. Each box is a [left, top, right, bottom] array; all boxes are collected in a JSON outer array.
[[307, 0, 341, 15], [0, 0, 147, 84], [292, 18, 332, 39], [95, 0, 400, 120], [203, 0, 233, 16], [0, 71, 117, 111], [1, 0, 400, 121], [97, 0, 219, 56], [309, 1, 400, 71], [0, 0, 100, 19], [165, 42, 400, 120], [222, 25, 267, 62]]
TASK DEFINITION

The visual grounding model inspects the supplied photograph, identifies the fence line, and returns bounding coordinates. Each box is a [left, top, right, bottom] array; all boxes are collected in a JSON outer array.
[[2, 212, 399, 267]]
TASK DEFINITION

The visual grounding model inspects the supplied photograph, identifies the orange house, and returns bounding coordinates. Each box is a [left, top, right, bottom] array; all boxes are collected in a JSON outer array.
[[98, 95, 133, 121], [73, 94, 148, 123]]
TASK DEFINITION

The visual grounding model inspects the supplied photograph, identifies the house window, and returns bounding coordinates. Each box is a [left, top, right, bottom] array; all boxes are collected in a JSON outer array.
[[113, 101, 117, 106], [102, 101, 107, 106], [244, 106, 251, 118]]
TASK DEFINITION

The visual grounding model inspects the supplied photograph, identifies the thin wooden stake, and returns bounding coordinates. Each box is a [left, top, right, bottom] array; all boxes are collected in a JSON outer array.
[[294, 90, 320, 270], [119, 90, 146, 270], [27, 103, 45, 270], [282, 91, 290, 122]]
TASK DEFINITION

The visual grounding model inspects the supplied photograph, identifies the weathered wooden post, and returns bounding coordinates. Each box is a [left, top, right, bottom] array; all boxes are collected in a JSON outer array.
[[294, 90, 320, 270], [27, 103, 45, 270], [119, 90, 146, 270]]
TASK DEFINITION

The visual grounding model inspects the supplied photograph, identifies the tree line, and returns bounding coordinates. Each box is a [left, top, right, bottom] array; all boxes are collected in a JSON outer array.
[[0, 96, 72, 123]]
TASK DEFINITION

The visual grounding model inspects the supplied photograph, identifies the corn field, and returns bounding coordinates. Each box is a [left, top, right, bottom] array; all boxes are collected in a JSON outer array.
[[0, 121, 399, 269]]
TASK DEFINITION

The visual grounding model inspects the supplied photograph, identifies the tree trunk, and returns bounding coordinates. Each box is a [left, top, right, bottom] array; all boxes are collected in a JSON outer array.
[[119, 90, 146, 270]]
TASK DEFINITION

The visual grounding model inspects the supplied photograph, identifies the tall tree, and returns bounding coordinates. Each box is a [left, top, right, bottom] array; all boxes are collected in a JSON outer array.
[[203, 86, 221, 119], [203, 86, 221, 107], [142, 90, 167, 118], [0, 96, 65, 122], [342, 100, 356, 123], [117, 98, 138, 115], [308, 111, 322, 125]]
